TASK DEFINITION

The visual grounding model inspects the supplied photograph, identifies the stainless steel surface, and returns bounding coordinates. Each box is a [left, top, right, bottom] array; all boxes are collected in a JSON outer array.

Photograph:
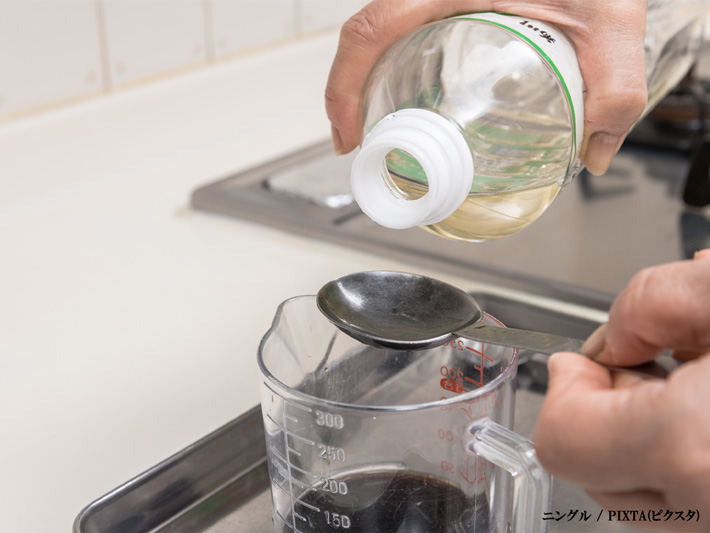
[[319, 270, 677, 379], [73, 405, 271, 533], [74, 292, 640, 533], [318, 270, 585, 354], [192, 140, 710, 311]]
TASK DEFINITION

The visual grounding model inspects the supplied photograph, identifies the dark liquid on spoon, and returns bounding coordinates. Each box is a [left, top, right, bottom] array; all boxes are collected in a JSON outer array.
[[290, 470, 489, 532]]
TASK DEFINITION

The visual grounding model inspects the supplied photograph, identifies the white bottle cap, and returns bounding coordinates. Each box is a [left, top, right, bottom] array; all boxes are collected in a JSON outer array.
[[351, 109, 474, 229]]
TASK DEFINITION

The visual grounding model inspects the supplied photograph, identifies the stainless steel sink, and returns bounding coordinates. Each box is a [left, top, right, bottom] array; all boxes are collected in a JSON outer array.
[[192, 139, 709, 310]]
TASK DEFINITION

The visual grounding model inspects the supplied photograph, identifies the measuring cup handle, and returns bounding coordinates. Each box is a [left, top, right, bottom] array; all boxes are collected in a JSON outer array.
[[467, 418, 552, 533]]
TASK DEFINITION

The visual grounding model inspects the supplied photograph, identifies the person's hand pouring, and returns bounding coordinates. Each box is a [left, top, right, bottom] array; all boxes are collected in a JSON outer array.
[[325, 0, 649, 175]]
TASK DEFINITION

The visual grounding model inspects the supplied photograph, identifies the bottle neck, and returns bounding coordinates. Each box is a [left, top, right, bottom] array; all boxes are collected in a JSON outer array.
[[350, 109, 474, 229]]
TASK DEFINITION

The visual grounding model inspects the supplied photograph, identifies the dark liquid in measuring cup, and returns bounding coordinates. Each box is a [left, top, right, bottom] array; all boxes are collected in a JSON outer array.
[[292, 470, 489, 532]]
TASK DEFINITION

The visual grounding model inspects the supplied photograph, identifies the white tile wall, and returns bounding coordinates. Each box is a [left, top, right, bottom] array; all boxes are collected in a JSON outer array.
[[211, 0, 296, 59], [299, 0, 367, 34], [0, 0, 104, 118], [1, 0, 707, 124], [0, 0, 361, 122], [102, 0, 208, 88]]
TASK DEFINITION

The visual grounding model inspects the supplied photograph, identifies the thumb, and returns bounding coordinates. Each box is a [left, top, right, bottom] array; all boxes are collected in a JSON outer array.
[[534, 352, 664, 490], [569, 3, 648, 175], [583, 253, 710, 367], [545, 351, 612, 397]]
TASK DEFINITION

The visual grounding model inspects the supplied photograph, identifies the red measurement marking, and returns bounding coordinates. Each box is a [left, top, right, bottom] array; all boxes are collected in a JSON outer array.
[[459, 456, 493, 488], [459, 402, 475, 421], [440, 378, 464, 394], [458, 346, 491, 388], [464, 375, 482, 387], [465, 345, 492, 362]]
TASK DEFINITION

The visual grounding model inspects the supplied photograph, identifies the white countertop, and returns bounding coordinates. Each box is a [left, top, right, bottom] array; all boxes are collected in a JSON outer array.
[[0, 31, 605, 533]]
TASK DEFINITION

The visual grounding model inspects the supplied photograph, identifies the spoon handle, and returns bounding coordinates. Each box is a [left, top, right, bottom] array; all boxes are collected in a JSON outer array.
[[457, 323, 675, 379], [459, 322, 584, 354]]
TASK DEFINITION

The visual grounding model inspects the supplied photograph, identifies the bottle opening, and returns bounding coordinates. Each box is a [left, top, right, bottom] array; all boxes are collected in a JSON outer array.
[[383, 149, 429, 201], [351, 109, 474, 229]]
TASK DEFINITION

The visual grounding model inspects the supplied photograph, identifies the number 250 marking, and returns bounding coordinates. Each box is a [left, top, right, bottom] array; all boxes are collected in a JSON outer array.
[[318, 444, 346, 462]]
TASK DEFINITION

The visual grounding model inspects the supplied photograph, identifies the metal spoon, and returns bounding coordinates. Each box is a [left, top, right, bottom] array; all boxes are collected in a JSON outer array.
[[317, 270, 675, 379]]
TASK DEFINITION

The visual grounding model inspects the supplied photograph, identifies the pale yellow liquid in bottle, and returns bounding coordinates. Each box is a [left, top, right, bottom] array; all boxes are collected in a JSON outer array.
[[386, 172, 561, 242], [427, 183, 561, 242]]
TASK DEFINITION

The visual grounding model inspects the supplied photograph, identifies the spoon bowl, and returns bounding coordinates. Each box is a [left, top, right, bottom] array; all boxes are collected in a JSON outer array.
[[317, 270, 582, 352], [318, 270, 487, 349]]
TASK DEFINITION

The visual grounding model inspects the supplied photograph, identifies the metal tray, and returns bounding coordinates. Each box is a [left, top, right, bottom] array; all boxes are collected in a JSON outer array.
[[75, 292, 636, 533]]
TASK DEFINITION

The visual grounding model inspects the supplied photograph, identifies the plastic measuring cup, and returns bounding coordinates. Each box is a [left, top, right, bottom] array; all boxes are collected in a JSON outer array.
[[258, 296, 551, 532]]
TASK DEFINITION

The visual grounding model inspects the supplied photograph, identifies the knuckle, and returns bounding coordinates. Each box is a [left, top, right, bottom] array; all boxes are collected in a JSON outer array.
[[339, 7, 382, 49], [609, 267, 659, 341], [626, 265, 654, 295], [619, 266, 660, 313], [587, 82, 648, 134], [612, 262, 710, 353], [613, 85, 648, 117], [324, 80, 340, 116]]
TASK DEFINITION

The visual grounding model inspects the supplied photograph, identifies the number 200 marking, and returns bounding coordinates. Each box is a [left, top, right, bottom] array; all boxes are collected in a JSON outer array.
[[321, 478, 348, 495]]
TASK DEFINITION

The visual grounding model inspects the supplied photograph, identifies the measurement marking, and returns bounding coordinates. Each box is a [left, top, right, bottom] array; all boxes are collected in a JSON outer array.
[[266, 412, 287, 430], [279, 399, 314, 532], [289, 432, 315, 445], [284, 399, 313, 413], [282, 402, 299, 531], [284, 413, 299, 423], [286, 445, 302, 457], [275, 509, 305, 532], [295, 497, 320, 513], [269, 445, 288, 464], [261, 382, 313, 412], [274, 479, 291, 495], [465, 346, 493, 362], [274, 510, 291, 525], [286, 462, 318, 478], [291, 478, 313, 490], [266, 413, 316, 445]]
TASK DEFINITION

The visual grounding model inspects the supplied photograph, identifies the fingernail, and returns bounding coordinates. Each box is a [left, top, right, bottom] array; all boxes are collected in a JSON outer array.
[[331, 125, 344, 155], [546, 352, 576, 381], [580, 323, 608, 359], [585, 132, 622, 175], [547, 351, 562, 366]]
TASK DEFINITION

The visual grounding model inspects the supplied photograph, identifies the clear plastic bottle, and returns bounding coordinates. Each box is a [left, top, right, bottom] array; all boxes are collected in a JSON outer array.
[[351, 6, 705, 242]]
